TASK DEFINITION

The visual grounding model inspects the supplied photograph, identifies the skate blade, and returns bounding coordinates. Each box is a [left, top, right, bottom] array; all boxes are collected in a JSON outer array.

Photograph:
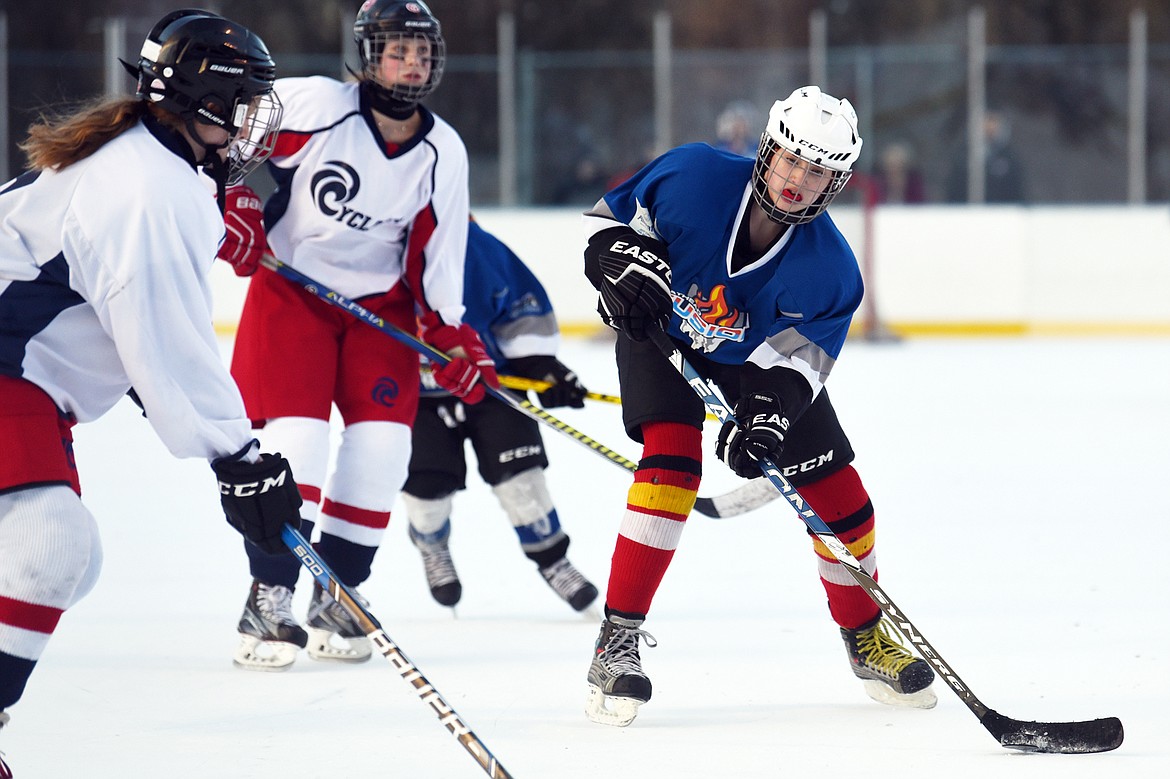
[[233, 634, 299, 672], [862, 679, 938, 709], [306, 628, 373, 664], [585, 684, 644, 727]]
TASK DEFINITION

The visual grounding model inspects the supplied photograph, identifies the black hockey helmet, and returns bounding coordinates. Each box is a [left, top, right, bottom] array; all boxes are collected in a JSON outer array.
[[354, 0, 446, 104], [131, 8, 282, 184]]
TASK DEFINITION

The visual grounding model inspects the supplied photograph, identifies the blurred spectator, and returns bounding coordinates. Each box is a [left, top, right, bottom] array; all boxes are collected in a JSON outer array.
[[872, 141, 927, 204], [551, 152, 611, 204], [605, 140, 658, 192], [712, 99, 761, 157], [946, 110, 1027, 203], [542, 109, 610, 204]]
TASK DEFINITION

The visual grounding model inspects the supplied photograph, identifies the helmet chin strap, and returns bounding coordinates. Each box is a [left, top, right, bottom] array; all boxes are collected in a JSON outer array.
[[188, 118, 232, 214], [361, 79, 417, 120], [204, 155, 229, 216]]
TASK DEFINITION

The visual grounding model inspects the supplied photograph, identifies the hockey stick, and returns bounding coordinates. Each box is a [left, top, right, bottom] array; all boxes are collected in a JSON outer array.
[[495, 373, 622, 406], [646, 326, 1123, 754], [281, 524, 514, 777], [259, 255, 755, 518], [260, 255, 637, 472], [498, 373, 719, 423], [691, 474, 779, 517]]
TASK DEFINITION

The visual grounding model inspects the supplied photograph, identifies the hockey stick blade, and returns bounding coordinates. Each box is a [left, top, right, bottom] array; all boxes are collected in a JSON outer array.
[[982, 710, 1123, 754], [692, 477, 780, 518], [647, 327, 1126, 755]]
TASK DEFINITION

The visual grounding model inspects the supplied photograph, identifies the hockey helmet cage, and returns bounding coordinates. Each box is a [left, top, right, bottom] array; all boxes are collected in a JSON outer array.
[[751, 86, 863, 225], [354, 0, 446, 103], [133, 8, 282, 183]]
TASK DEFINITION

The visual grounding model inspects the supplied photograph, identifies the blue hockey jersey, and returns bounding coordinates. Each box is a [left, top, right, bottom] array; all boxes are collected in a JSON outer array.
[[585, 142, 862, 402], [420, 220, 559, 396]]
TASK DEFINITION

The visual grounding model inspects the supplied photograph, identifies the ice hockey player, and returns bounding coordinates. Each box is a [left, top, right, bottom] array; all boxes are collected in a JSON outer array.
[[219, 0, 495, 671], [580, 86, 937, 726], [0, 10, 297, 774], [403, 219, 598, 613]]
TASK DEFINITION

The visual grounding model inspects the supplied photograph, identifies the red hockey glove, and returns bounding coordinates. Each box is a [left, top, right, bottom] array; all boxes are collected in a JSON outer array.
[[424, 323, 500, 404], [217, 184, 268, 277]]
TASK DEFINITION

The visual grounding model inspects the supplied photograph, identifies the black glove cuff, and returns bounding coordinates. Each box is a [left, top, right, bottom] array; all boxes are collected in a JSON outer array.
[[507, 355, 563, 381], [740, 364, 813, 423], [211, 438, 260, 469]]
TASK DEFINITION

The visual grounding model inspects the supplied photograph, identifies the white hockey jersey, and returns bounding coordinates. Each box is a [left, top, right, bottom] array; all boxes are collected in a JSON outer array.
[[264, 77, 470, 325], [0, 118, 255, 461]]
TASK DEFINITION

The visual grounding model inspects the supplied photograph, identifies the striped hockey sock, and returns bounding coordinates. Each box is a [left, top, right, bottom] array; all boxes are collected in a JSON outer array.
[[605, 422, 702, 616], [797, 464, 882, 629]]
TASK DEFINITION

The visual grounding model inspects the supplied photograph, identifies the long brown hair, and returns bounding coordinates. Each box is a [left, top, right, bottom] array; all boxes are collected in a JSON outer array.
[[19, 98, 183, 172]]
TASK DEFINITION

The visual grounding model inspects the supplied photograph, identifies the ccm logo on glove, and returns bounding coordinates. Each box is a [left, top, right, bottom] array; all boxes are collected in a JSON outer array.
[[217, 470, 290, 497], [212, 452, 303, 555]]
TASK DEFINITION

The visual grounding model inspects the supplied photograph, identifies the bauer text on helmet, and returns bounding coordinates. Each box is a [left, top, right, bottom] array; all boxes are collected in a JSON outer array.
[[133, 9, 282, 185]]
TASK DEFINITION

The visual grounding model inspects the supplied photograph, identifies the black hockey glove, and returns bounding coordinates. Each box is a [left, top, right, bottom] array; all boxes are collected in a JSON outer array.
[[584, 227, 672, 341], [508, 355, 588, 409], [715, 391, 790, 479], [212, 452, 303, 554]]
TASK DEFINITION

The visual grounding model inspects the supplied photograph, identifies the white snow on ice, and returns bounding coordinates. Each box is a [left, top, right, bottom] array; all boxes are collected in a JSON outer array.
[[6, 334, 1169, 777]]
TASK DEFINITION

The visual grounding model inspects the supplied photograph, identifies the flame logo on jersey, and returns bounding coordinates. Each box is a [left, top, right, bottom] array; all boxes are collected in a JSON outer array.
[[673, 283, 748, 353]]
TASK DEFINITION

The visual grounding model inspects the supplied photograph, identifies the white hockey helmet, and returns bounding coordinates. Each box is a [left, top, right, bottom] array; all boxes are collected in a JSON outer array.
[[752, 86, 863, 225]]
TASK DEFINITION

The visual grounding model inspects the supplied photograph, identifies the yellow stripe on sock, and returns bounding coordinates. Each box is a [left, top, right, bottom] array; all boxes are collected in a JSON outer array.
[[627, 482, 698, 517], [812, 527, 875, 560]]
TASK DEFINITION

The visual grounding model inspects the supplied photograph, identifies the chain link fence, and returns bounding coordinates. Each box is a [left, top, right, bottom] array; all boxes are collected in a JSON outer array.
[[3, 8, 1168, 206]]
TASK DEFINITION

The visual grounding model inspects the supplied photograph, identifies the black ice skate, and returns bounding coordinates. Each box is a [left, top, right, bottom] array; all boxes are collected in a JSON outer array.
[[539, 557, 599, 612], [305, 582, 372, 663], [409, 526, 462, 607], [233, 579, 308, 671], [585, 613, 657, 727], [841, 615, 937, 708]]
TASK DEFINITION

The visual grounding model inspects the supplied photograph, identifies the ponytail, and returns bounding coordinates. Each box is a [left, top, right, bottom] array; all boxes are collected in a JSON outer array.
[[19, 98, 181, 172]]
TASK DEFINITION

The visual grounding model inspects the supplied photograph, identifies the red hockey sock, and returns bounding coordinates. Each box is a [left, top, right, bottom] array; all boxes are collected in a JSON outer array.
[[797, 465, 881, 629], [604, 422, 702, 616]]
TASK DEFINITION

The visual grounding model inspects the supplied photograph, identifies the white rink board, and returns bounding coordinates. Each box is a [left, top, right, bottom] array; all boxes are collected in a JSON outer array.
[[211, 205, 1170, 334]]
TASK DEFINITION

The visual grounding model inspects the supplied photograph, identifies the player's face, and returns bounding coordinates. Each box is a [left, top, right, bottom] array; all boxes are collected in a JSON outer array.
[[763, 149, 833, 212], [377, 34, 433, 89], [190, 120, 232, 161]]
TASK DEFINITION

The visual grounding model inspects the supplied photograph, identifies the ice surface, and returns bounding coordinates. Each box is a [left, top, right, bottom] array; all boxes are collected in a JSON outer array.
[[7, 335, 1168, 777]]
